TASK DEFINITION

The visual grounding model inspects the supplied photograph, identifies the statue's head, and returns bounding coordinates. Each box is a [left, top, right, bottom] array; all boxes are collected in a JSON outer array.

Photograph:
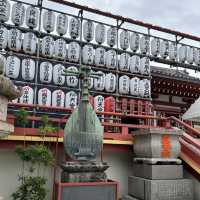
[[0, 55, 5, 75]]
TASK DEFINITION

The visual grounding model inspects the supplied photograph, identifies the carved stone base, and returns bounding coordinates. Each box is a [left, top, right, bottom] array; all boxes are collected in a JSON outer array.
[[0, 121, 14, 137], [61, 161, 109, 182], [128, 176, 193, 200]]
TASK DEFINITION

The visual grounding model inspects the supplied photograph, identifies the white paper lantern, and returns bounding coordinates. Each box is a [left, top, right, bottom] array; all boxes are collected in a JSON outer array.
[[119, 75, 130, 94], [5, 56, 20, 79], [130, 32, 140, 52], [56, 13, 68, 35], [53, 64, 65, 85], [68, 41, 80, 62], [20, 86, 34, 104], [151, 38, 160, 56], [22, 58, 35, 81], [120, 30, 130, 50], [107, 27, 117, 47], [0, 0, 10, 22], [94, 95, 104, 112], [140, 35, 150, 54], [43, 10, 55, 33], [38, 88, 51, 106], [54, 38, 66, 59], [186, 47, 194, 64], [69, 17, 80, 39], [160, 40, 169, 58], [0, 54, 6, 73], [66, 66, 79, 87], [83, 20, 94, 42], [140, 57, 150, 75], [41, 36, 54, 57], [105, 73, 116, 92], [0, 26, 8, 49], [65, 91, 78, 109], [94, 71, 105, 91], [11, 2, 25, 26], [26, 6, 39, 29], [23, 32, 37, 54], [130, 77, 140, 96], [169, 42, 177, 60], [8, 28, 22, 51], [179, 45, 187, 63], [40, 61, 53, 83], [139, 79, 151, 98], [194, 48, 200, 65], [95, 47, 105, 66], [106, 50, 117, 69], [95, 23, 105, 44], [129, 55, 140, 74], [52, 89, 65, 107], [119, 53, 130, 71], [82, 45, 94, 65]]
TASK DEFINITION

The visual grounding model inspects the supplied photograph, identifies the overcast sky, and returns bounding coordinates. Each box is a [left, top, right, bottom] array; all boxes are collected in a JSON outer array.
[[70, 0, 200, 37]]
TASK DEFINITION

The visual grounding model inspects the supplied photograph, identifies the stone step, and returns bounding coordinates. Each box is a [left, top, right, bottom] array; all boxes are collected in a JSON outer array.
[[128, 176, 193, 200]]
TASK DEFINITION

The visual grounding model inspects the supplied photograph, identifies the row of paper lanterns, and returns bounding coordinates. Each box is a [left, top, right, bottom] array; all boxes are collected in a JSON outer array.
[[1, 1, 200, 65], [3, 54, 150, 82], [13, 86, 149, 112]]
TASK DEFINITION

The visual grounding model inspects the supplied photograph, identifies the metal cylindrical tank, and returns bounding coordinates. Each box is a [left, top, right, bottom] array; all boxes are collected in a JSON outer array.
[[38, 88, 51, 106], [5, 56, 20, 79], [52, 89, 65, 107], [21, 58, 35, 81], [40, 61, 53, 83], [20, 86, 34, 104]]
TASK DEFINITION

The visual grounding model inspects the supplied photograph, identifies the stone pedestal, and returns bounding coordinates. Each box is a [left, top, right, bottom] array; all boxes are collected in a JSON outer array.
[[128, 176, 193, 200]]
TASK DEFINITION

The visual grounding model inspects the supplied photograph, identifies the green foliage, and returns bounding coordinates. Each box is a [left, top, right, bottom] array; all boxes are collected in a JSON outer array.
[[38, 115, 58, 136], [12, 176, 47, 200], [15, 108, 29, 127], [15, 145, 54, 166]]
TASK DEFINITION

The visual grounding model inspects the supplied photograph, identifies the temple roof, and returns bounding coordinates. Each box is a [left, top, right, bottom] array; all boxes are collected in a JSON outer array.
[[151, 66, 200, 84]]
